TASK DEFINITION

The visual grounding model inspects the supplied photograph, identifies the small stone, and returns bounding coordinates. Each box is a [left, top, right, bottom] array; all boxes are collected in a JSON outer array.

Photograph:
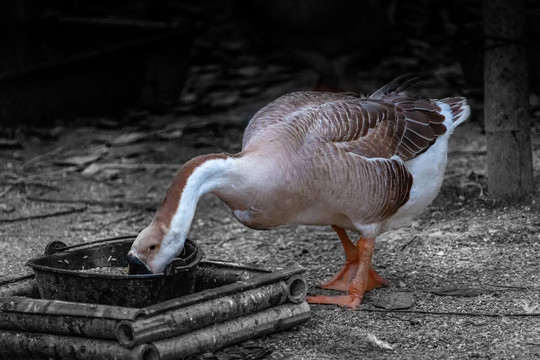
[[373, 291, 415, 310]]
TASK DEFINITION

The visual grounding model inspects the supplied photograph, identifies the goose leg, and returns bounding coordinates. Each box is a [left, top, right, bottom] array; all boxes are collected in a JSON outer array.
[[307, 236, 379, 309], [317, 225, 359, 291], [318, 226, 388, 292]]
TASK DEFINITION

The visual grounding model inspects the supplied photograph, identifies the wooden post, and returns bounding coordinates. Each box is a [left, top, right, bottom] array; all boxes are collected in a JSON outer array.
[[483, 0, 534, 199]]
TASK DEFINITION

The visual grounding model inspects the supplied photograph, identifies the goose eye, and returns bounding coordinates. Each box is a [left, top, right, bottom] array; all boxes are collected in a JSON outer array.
[[149, 245, 156, 251]]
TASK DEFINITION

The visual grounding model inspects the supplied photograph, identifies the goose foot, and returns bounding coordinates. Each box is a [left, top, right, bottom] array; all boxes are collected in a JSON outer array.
[[306, 294, 362, 309], [318, 225, 389, 292], [308, 226, 387, 308], [319, 264, 389, 292]]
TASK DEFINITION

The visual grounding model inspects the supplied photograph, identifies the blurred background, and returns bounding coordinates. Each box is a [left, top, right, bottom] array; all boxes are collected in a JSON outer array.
[[0, 0, 539, 199], [4, 0, 538, 130]]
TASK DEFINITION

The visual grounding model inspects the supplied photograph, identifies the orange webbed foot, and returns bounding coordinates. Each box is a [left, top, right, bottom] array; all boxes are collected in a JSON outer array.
[[310, 227, 384, 309], [319, 264, 389, 292], [306, 294, 362, 309], [318, 261, 359, 292], [366, 267, 390, 291]]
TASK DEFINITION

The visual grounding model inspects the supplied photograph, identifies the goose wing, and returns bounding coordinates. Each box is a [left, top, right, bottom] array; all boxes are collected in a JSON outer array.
[[243, 77, 446, 161], [241, 76, 448, 223]]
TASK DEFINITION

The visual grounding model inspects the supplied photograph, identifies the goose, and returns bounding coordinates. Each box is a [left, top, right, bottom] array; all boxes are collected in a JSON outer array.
[[127, 75, 470, 308]]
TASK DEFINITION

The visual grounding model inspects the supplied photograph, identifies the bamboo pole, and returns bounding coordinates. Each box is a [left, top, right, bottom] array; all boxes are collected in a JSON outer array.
[[0, 330, 157, 360], [141, 266, 306, 317], [0, 267, 307, 343], [0, 296, 140, 339], [285, 274, 308, 303], [0, 312, 119, 340], [117, 280, 302, 348], [151, 302, 311, 360], [0, 296, 140, 320], [195, 261, 270, 290], [0, 275, 38, 298]]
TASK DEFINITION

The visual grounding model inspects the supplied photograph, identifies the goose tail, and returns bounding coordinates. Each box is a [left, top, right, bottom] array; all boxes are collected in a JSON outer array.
[[438, 97, 470, 130]]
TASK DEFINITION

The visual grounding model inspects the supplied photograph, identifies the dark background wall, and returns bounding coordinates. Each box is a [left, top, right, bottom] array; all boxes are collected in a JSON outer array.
[[0, 0, 538, 127]]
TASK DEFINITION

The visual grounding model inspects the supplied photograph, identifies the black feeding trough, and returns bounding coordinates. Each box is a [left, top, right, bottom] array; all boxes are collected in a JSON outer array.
[[26, 236, 202, 308], [0, 236, 310, 359]]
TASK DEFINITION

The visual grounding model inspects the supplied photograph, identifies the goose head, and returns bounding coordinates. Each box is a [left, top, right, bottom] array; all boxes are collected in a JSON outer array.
[[126, 153, 236, 274], [127, 220, 180, 274]]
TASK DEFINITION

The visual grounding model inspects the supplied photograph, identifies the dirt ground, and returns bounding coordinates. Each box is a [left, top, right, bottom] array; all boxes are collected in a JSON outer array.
[[2, 39, 540, 360]]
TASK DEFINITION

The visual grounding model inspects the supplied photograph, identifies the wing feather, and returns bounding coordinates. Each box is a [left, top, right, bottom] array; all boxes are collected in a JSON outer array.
[[243, 76, 448, 162], [239, 75, 461, 224]]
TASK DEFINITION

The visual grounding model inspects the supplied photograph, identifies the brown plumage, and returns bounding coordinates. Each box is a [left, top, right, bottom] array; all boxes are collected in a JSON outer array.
[[128, 75, 470, 308]]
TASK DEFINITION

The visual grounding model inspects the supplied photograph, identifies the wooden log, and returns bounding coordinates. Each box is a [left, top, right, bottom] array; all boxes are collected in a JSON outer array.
[[483, 0, 534, 199], [0, 275, 39, 298], [285, 274, 308, 303], [117, 281, 297, 348], [195, 260, 271, 290], [151, 302, 311, 360], [0, 330, 157, 360], [0, 296, 140, 340], [0, 296, 140, 320], [140, 266, 306, 317], [0, 312, 118, 340], [0, 266, 307, 344]]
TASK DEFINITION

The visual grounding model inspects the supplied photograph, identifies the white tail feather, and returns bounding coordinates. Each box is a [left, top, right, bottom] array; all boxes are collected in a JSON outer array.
[[437, 97, 470, 131]]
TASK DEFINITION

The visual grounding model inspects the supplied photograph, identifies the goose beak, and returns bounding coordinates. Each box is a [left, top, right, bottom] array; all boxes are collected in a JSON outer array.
[[127, 253, 152, 275]]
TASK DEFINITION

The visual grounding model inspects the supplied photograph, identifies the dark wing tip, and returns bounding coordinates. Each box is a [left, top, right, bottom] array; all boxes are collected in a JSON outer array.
[[370, 74, 420, 99]]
